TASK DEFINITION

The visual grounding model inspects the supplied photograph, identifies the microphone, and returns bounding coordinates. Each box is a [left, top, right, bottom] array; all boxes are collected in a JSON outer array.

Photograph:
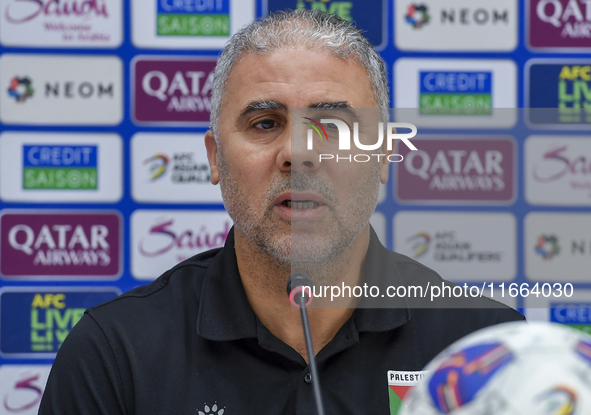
[[287, 273, 325, 415]]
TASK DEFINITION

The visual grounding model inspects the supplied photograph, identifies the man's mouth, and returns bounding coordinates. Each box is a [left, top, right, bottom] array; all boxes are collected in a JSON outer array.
[[282, 200, 321, 209]]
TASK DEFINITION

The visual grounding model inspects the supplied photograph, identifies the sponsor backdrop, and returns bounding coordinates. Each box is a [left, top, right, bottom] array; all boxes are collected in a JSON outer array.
[[0, 0, 590, 410]]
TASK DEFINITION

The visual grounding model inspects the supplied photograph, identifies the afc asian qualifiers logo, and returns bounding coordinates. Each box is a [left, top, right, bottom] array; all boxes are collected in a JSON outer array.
[[303, 118, 417, 163]]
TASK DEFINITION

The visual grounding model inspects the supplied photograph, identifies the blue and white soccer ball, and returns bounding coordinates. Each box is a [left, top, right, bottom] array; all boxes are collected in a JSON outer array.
[[399, 322, 591, 415]]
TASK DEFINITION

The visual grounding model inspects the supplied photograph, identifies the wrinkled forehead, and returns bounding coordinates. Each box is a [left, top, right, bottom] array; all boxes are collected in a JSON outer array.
[[219, 49, 376, 112]]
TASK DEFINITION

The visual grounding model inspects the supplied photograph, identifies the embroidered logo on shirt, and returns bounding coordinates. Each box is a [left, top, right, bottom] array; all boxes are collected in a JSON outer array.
[[388, 370, 429, 415], [198, 402, 225, 415]]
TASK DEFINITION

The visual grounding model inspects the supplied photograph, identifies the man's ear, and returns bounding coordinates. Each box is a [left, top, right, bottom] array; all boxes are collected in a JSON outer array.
[[205, 130, 220, 185]]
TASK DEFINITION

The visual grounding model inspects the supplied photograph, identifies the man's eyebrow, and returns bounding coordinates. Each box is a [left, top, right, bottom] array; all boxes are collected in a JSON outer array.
[[309, 101, 352, 109], [238, 100, 287, 119], [309, 101, 359, 120]]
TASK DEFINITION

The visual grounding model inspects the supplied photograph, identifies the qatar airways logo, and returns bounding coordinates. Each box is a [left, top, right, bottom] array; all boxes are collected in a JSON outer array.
[[304, 118, 418, 163]]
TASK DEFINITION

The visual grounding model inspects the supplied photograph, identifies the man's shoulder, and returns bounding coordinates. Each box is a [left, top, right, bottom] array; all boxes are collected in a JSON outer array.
[[86, 247, 223, 327]]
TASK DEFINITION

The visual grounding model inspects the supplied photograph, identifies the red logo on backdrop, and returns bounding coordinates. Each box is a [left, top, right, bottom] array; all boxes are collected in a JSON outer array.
[[530, 0, 591, 48], [0, 211, 121, 278], [133, 57, 216, 124], [396, 138, 515, 203]]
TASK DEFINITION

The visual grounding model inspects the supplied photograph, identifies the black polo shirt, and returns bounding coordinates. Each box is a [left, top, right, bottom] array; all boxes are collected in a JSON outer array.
[[39, 227, 524, 415]]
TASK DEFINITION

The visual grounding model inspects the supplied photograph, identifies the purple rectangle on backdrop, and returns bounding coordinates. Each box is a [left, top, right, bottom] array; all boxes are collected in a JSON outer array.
[[133, 58, 217, 124], [396, 137, 515, 203], [529, 0, 591, 48], [0, 212, 121, 278]]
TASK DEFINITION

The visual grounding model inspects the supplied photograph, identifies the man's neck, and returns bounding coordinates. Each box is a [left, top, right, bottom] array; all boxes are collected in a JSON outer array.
[[234, 226, 371, 363]]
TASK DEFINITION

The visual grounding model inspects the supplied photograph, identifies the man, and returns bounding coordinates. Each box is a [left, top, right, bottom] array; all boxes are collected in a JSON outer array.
[[39, 10, 523, 415]]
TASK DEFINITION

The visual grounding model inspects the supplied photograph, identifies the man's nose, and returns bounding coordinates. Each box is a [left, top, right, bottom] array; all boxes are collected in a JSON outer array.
[[277, 125, 320, 173]]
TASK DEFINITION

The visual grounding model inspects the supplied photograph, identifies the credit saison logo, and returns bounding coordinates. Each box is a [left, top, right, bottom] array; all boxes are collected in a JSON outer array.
[[157, 0, 230, 36], [303, 118, 417, 163], [405, 4, 430, 28], [551, 303, 591, 335], [144, 152, 211, 183], [7, 76, 33, 102], [23, 145, 98, 190], [420, 71, 492, 115]]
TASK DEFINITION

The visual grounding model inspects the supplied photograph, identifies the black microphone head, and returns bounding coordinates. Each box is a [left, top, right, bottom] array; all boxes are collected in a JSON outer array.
[[286, 272, 312, 296]]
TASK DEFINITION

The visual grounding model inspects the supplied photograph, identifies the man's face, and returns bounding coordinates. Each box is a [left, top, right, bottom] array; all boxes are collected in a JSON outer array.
[[206, 48, 389, 264]]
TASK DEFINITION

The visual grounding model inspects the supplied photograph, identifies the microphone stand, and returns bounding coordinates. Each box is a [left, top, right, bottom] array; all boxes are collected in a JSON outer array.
[[288, 273, 326, 415]]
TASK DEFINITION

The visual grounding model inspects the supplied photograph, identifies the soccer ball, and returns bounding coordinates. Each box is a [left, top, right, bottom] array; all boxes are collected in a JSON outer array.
[[399, 322, 591, 415]]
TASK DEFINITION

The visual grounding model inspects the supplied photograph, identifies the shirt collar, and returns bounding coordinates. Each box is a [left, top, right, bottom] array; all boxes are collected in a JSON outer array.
[[196, 226, 411, 341]]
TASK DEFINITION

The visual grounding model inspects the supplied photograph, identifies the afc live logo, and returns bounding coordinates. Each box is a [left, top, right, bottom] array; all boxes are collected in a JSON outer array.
[[303, 118, 418, 163]]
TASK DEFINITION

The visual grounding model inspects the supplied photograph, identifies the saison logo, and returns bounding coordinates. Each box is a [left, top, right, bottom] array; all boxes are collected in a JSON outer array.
[[420, 71, 492, 115], [22, 145, 98, 190], [157, 0, 230, 36]]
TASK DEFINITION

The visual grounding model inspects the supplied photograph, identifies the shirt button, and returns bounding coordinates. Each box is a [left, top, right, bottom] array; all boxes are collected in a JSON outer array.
[[304, 373, 312, 383]]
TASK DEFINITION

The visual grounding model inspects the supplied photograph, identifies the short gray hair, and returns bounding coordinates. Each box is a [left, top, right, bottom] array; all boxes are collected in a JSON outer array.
[[210, 9, 389, 141]]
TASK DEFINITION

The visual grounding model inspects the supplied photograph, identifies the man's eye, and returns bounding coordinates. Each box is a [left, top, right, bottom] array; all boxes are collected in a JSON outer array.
[[253, 119, 280, 130], [324, 123, 338, 130]]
